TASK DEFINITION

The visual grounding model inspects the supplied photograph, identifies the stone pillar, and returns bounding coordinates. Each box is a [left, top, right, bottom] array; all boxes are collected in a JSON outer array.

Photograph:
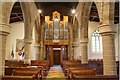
[[24, 39, 32, 64], [34, 43, 40, 60], [0, 23, 10, 75], [72, 41, 79, 60], [99, 24, 117, 75], [40, 42, 44, 60], [69, 42, 73, 60], [40, 25, 44, 60], [68, 23, 73, 60], [80, 39, 88, 64], [34, 25, 40, 60]]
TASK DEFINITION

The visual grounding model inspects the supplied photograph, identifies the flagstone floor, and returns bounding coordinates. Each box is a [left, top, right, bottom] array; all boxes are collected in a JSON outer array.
[[46, 65, 66, 80]]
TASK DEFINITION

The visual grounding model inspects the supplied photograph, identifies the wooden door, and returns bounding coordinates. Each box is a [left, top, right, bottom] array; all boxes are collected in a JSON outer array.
[[53, 50, 60, 65]]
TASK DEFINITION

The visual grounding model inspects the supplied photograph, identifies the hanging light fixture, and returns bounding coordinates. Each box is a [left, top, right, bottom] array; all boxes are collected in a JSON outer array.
[[38, 9, 42, 13], [71, 9, 75, 14]]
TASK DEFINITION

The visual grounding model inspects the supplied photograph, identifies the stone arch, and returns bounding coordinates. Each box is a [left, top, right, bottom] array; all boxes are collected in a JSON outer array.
[[73, 17, 79, 41], [76, 2, 102, 63], [72, 17, 81, 60], [76, 2, 101, 38], [19, 1, 40, 62]]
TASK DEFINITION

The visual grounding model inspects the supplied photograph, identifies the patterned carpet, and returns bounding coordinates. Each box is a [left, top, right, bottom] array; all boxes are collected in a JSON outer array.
[[46, 65, 66, 80]]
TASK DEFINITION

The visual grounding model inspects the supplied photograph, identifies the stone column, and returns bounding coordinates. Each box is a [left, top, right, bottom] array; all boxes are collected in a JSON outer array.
[[68, 23, 73, 60], [0, 23, 10, 75], [72, 41, 79, 60], [99, 24, 117, 75], [69, 42, 73, 60], [40, 42, 44, 60], [24, 39, 32, 64], [40, 25, 44, 60], [80, 39, 88, 64], [34, 43, 40, 60], [34, 24, 40, 60]]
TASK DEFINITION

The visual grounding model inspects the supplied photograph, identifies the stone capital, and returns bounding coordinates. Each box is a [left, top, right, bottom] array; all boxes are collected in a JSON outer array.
[[98, 24, 116, 35], [72, 41, 79, 47], [80, 38, 88, 43], [34, 43, 40, 47], [24, 38, 32, 44], [0, 23, 11, 36]]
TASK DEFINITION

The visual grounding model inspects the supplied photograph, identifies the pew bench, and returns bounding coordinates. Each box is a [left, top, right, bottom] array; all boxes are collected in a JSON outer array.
[[68, 68, 96, 79], [73, 75, 119, 80], [12, 67, 43, 78], [2, 75, 36, 80]]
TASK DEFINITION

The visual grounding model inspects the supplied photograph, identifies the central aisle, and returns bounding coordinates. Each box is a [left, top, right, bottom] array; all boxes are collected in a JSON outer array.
[[46, 65, 66, 79]]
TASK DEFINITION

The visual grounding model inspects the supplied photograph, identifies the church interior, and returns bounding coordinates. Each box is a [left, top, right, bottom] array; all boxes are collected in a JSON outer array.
[[0, 0, 119, 80]]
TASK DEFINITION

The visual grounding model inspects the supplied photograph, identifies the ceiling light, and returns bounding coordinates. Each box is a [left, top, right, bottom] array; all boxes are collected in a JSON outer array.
[[71, 9, 75, 14], [38, 9, 42, 13]]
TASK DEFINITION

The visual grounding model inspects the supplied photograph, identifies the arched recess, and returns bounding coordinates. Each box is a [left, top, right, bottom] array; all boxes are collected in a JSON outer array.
[[88, 2, 102, 60], [75, 2, 101, 62], [5, 2, 24, 60]]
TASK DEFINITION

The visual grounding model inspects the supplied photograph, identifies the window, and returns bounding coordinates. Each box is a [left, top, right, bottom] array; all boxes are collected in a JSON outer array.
[[92, 30, 102, 53]]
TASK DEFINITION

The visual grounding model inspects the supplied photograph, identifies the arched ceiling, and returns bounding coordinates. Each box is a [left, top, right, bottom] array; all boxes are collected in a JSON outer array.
[[10, 2, 119, 24]]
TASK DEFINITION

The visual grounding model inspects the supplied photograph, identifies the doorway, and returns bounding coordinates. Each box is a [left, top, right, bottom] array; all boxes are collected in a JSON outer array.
[[53, 50, 60, 65]]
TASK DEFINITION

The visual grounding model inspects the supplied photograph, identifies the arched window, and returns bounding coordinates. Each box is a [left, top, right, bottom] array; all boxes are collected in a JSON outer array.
[[92, 30, 102, 53]]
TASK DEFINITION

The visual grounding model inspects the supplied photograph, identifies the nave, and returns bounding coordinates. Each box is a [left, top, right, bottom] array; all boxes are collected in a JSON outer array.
[[0, 1, 119, 80]]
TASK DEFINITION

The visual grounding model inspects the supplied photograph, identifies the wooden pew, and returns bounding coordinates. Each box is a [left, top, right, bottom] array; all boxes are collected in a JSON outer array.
[[73, 75, 119, 80], [4, 67, 43, 79], [12, 67, 43, 79], [31, 60, 49, 70], [63, 59, 119, 78], [2, 75, 36, 80], [69, 68, 96, 79], [62, 60, 81, 76], [5, 60, 27, 68], [31, 60, 49, 77]]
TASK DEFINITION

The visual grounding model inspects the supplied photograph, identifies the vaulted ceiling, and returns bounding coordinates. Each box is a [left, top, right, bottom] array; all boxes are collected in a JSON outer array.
[[10, 2, 119, 24]]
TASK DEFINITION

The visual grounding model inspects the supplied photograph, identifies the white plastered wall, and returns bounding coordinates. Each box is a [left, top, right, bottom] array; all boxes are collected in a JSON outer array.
[[5, 21, 36, 60]]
